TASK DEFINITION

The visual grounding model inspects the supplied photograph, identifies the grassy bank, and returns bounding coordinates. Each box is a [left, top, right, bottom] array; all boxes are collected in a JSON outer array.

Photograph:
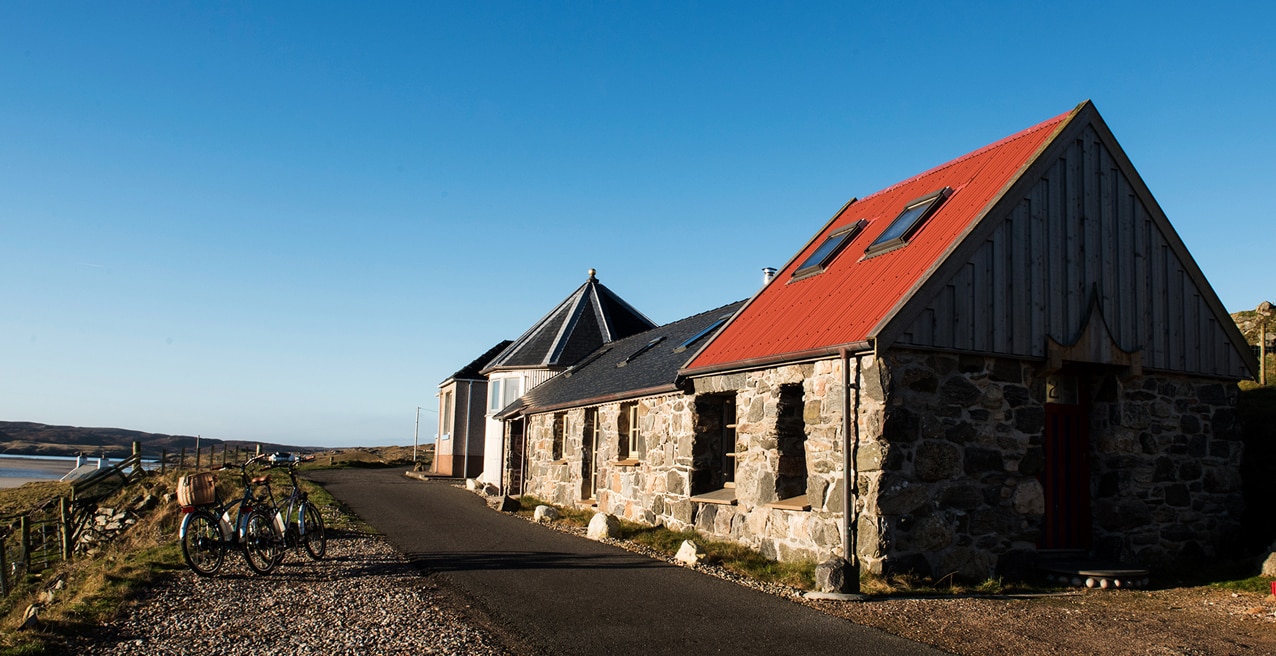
[[0, 456, 357, 655]]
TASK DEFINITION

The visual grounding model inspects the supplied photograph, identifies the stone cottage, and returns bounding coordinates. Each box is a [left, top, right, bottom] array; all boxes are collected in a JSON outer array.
[[500, 101, 1257, 580]]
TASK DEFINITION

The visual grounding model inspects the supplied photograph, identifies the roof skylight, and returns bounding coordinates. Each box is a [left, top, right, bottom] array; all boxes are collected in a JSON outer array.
[[793, 219, 868, 278], [865, 188, 951, 256], [616, 337, 665, 368], [562, 347, 611, 377], [673, 316, 731, 353]]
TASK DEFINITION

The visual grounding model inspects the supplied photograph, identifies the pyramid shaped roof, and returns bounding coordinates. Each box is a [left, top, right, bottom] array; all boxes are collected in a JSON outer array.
[[481, 270, 656, 374], [498, 300, 745, 419]]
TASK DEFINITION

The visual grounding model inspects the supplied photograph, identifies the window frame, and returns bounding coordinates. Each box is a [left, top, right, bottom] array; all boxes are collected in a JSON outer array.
[[616, 336, 665, 368], [617, 401, 641, 462], [864, 187, 952, 256], [441, 390, 454, 438], [488, 379, 503, 413], [502, 377, 521, 408], [674, 316, 730, 353], [792, 219, 867, 279], [551, 412, 566, 461]]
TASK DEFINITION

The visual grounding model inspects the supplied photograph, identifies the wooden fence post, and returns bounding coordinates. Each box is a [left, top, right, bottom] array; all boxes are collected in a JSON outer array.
[[132, 441, 142, 478], [179, 447, 187, 471], [18, 515, 30, 569], [195, 446, 201, 470], [59, 497, 72, 561], [161, 449, 167, 475], [0, 536, 8, 597]]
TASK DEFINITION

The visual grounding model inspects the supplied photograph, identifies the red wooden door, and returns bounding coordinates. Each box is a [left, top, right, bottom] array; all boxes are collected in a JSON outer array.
[[1041, 393, 1091, 550]]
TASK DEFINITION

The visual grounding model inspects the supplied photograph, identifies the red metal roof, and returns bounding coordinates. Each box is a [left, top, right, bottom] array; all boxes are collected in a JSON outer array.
[[684, 106, 1077, 374]]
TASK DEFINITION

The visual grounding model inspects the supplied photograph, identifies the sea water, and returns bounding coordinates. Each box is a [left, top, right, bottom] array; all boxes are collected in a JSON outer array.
[[0, 454, 78, 486]]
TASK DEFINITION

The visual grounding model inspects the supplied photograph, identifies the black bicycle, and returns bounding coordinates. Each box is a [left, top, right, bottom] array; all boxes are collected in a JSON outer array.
[[178, 454, 285, 576], [258, 453, 327, 561]]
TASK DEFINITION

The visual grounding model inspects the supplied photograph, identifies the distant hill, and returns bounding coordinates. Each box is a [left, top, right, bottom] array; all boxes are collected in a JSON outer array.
[[1232, 308, 1276, 350], [0, 421, 310, 459]]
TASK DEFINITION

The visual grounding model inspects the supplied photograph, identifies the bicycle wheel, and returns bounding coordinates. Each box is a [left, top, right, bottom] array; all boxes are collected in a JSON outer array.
[[241, 509, 283, 574], [300, 502, 326, 560], [180, 510, 225, 576]]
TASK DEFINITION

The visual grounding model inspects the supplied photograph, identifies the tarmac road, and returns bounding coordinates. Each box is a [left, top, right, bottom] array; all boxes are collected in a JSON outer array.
[[308, 468, 946, 656]]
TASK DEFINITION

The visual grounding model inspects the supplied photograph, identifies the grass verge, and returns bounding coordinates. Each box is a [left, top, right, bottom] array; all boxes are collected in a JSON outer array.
[[513, 496, 815, 590], [0, 460, 364, 654]]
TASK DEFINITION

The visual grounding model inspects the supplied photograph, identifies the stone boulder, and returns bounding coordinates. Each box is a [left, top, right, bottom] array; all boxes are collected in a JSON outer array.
[[487, 495, 519, 512], [815, 557, 852, 593], [1261, 552, 1276, 578], [19, 605, 39, 631], [675, 540, 705, 565], [587, 512, 621, 540], [533, 505, 560, 523]]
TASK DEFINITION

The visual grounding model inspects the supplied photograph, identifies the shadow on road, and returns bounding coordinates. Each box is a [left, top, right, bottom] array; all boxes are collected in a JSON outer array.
[[403, 549, 667, 573]]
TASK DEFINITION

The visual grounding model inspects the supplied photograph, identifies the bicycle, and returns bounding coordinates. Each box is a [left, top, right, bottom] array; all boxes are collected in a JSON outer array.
[[258, 453, 327, 561], [178, 453, 285, 576]]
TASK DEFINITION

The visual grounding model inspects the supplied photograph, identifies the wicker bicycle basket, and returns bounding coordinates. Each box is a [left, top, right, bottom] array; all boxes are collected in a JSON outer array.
[[177, 471, 217, 506]]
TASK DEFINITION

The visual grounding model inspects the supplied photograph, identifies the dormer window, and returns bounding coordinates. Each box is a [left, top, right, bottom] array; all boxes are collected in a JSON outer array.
[[793, 219, 867, 279], [865, 188, 951, 256]]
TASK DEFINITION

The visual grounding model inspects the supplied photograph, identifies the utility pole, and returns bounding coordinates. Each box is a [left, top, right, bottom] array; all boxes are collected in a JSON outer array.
[[414, 406, 421, 462]]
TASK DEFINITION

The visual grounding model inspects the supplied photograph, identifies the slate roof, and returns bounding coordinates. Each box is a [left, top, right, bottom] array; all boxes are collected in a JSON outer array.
[[481, 270, 657, 374], [497, 300, 745, 419], [440, 340, 513, 386], [683, 105, 1075, 374]]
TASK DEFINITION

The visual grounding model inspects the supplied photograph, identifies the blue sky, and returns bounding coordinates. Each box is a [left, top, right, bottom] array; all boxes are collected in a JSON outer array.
[[2, 2, 1273, 448]]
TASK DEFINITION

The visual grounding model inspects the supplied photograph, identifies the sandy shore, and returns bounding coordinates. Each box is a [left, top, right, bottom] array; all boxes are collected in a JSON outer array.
[[0, 456, 78, 489]]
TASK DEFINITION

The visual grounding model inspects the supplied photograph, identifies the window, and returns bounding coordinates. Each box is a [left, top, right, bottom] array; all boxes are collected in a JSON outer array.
[[616, 336, 665, 368], [563, 347, 611, 378], [691, 393, 736, 496], [674, 316, 730, 353], [617, 401, 642, 461], [552, 412, 566, 461], [581, 408, 600, 500], [441, 390, 453, 437], [775, 384, 808, 504], [502, 377, 521, 408], [865, 188, 951, 255], [794, 219, 867, 278], [488, 380, 503, 413]]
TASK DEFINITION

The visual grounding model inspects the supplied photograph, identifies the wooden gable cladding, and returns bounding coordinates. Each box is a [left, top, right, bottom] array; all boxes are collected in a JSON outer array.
[[888, 104, 1255, 380]]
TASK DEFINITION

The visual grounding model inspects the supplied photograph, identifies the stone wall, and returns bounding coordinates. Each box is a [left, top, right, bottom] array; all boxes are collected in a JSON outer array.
[[513, 348, 1244, 578], [1087, 374, 1244, 570], [516, 358, 862, 563], [690, 361, 849, 562], [869, 349, 1245, 580]]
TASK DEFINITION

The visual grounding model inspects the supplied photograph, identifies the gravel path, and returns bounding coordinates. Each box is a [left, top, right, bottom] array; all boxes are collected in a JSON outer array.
[[78, 531, 514, 656]]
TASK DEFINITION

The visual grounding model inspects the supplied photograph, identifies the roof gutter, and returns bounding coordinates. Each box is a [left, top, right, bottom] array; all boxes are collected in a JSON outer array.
[[513, 383, 683, 418], [679, 341, 872, 380]]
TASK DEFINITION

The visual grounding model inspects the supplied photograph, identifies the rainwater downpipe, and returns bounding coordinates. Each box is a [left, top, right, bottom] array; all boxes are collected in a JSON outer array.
[[841, 346, 862, 594], [461, 380, 473, 480]]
